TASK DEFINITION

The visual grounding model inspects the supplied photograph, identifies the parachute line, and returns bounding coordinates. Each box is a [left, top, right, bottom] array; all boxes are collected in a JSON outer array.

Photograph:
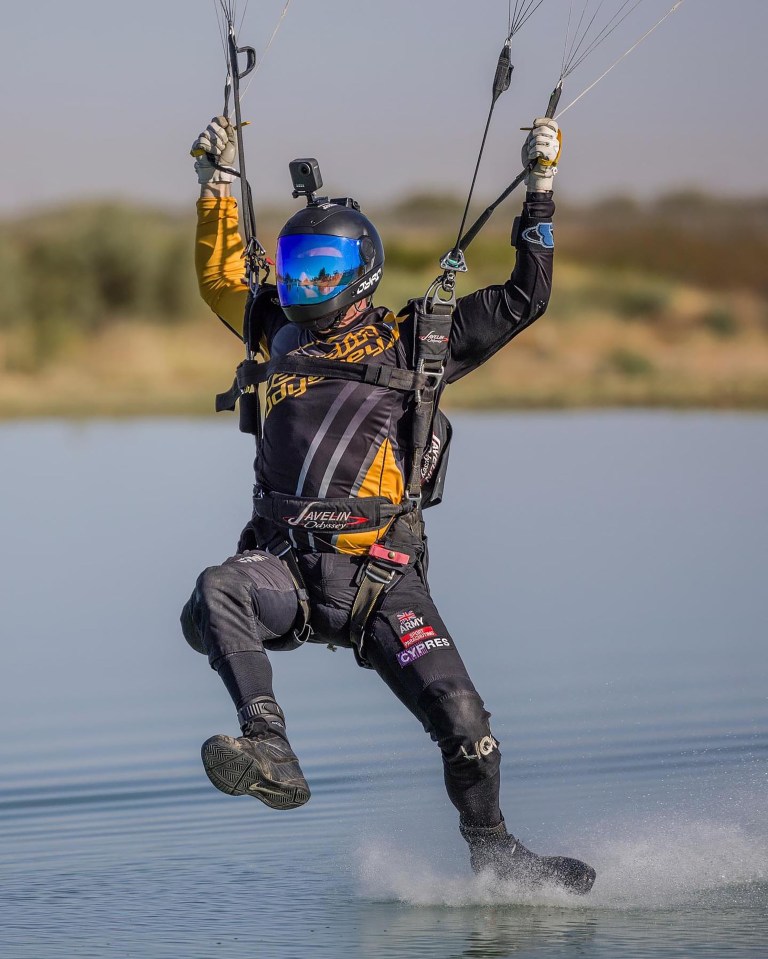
[[561, 0, 576, 78], [555, 0, 686, 119], [211, 0, 292, 105], [508, 0, 546, 39], [238, 0, 292, 102], [237, 0, 250, 36], [212, 0, 228, 61], [563, 0, 646, 79]]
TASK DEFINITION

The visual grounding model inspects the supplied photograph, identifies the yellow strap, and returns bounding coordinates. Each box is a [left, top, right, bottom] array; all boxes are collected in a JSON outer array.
[[539, 129, 563, 169]]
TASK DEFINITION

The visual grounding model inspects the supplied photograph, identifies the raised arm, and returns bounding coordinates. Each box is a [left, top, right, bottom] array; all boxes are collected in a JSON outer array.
[[192, 117, 249, 337], [445, 118, 561, 383]]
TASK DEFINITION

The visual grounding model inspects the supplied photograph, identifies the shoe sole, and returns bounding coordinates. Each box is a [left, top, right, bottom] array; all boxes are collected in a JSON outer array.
[[201, 735, 311, 810]]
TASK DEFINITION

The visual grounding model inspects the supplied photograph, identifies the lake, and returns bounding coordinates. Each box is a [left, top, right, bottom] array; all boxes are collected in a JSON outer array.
[[1, 412, 766, 958]]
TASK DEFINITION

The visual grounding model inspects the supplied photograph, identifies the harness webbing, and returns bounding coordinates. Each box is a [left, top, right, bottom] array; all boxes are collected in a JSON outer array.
[[215, 355, 432, 413], [218, 297, 456, 665], [405, 298, 453, 497], [348, 558, 401, 668]]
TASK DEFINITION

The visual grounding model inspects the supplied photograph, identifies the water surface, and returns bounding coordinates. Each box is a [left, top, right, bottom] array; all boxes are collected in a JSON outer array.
[[1, 413, 766, 958]]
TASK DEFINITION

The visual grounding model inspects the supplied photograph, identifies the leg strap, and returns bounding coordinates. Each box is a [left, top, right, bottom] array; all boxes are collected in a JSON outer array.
[[268, 539, 313, 644], [349, 552, 410, 668]]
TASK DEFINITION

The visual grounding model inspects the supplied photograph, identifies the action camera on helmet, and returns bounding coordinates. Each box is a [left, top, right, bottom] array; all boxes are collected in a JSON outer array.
[[289, 158, 323, 201]]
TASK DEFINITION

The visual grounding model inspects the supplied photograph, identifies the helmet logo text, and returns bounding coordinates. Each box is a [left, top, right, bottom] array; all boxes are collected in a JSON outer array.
[[355, 267, 382, 295]]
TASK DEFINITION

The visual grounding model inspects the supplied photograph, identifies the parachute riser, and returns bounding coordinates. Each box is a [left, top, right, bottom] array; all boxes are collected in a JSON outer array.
[[222, 27, 255, 114], [492, 39, 514, 104], [225, 29, 255, 239], [444, 78, 563, 272], [221, 20, 271, 351], [424, 33, 518, 315]]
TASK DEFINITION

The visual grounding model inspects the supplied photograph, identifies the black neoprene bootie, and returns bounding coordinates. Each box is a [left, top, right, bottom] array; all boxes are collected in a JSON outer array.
[[201, 698, 310, 810], [460, 820, 596, 894]]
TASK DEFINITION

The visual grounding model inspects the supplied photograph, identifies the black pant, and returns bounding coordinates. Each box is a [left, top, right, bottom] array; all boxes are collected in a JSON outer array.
[[181, 550, 501, 828]]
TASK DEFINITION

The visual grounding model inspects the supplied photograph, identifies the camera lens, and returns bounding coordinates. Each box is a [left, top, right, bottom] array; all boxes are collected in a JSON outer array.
[[299, 163, 311, 176]]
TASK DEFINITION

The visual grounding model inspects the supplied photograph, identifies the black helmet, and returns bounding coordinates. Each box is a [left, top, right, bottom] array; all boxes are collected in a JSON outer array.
[[275, 202, 384, 330]]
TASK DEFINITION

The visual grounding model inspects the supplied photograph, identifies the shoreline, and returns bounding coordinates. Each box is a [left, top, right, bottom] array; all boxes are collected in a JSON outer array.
[[4, 387, 768, 421]]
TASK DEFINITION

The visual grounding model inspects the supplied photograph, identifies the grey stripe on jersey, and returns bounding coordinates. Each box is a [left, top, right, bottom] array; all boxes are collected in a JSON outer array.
[[294, 381, 358, 496], [317, 390, 386, 497]]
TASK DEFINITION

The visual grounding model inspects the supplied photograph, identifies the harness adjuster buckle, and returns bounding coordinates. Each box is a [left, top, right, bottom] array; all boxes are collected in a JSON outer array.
[[415, 366, 444, 404], [364, 562, 397, 586]]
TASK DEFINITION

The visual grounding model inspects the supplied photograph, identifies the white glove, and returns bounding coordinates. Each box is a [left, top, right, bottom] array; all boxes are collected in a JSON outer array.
[[190, 116, 237, 185], [521, 118, 562, 192]]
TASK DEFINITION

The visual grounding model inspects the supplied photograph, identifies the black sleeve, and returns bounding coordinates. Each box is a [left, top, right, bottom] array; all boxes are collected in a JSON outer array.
[[444, 192, 555, 383], [243, 283, 291, 356]]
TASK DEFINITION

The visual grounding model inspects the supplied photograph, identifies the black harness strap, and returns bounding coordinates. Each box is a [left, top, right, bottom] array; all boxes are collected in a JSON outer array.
[[348, 562, 398, 668], [272, 539, 313, 644], [348, 546, 413, 669], [216, 355, 431, 412], [406, 298, 454, 497], [272, 355, 430, 392], [346, 297, 455, 663]]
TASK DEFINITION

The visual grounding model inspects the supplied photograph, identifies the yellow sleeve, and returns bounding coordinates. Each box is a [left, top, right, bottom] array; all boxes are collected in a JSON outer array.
[[196, 196, 250, 338]]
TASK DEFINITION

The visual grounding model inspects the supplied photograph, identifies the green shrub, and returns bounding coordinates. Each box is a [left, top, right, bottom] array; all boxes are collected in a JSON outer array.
[[702, 307, 738, 338], [613, 286, 669, 320], [0, 203, 199, 361], [606, 348, 655, 377], [0, 235, 25, 330]]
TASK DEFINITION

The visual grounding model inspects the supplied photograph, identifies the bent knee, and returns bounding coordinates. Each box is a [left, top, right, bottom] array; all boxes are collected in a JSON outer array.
[[180, 595, 206, 654], [421, 680, 500, 777], [180, 563, 253, 657], [196, 563, 252, 607]]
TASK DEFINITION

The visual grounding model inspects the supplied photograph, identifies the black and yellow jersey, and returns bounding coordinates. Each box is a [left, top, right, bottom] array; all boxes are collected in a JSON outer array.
[[196, 193, 556, 554]]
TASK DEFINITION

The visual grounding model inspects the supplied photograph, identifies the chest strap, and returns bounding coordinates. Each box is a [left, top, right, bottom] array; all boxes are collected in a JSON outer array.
[[216, 355, 431, 413]]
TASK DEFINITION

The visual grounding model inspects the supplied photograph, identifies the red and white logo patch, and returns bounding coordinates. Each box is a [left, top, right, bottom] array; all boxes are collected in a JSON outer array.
[[400, 625, 437, 649]]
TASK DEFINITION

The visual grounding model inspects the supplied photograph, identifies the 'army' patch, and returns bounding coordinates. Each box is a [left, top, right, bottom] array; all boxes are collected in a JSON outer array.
[[388, 609, 438, 649]]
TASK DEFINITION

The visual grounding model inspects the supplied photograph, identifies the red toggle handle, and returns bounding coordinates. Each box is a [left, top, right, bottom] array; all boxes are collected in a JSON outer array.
[[369, 543, 409, 566]]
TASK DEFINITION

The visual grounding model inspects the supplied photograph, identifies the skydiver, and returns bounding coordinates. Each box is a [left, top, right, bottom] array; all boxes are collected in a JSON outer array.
[[181, 113, 596, 894]]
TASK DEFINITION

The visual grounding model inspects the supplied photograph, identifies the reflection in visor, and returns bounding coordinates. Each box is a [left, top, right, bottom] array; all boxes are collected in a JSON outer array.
[[276, 234, 366, 307]]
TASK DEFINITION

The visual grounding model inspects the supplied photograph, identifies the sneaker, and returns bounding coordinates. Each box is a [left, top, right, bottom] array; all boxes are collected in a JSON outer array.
[[461, 821, 596, 894], [201, 719, 310, 810]]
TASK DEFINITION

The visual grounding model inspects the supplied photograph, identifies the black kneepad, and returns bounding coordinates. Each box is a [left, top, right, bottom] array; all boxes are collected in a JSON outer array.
[[183, 563, 256, 663], [180, 596, 206, 655], [421, 680, 500, 775]]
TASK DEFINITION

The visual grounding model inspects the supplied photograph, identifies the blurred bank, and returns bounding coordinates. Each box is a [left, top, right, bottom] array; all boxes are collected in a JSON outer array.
[[1, 191, 767, 417]]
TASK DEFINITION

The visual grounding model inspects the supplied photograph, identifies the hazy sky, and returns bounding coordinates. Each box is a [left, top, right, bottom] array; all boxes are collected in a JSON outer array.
[[1, 0, 765, 213]]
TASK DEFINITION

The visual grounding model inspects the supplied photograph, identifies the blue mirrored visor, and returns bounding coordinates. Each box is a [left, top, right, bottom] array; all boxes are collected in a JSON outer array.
[[276, 234, 366, 307]]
